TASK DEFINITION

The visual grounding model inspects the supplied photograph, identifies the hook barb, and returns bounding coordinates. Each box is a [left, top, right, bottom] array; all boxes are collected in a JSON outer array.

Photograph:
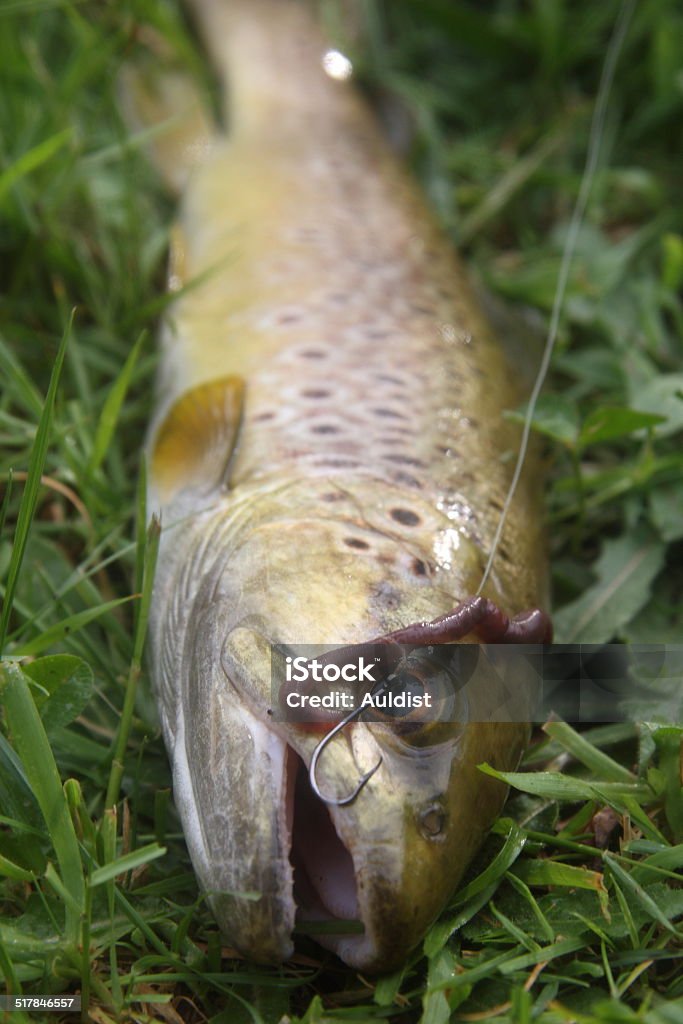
[[309, 704, 382, 807]]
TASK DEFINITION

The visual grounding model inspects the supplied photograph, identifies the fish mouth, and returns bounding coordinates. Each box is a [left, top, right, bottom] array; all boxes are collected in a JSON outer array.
[[284, 745, 366, 953], [183, 622, 397, 967]]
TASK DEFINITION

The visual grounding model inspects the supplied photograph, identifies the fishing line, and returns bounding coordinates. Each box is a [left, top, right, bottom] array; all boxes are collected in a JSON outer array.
[[477, 0, 636, 596]]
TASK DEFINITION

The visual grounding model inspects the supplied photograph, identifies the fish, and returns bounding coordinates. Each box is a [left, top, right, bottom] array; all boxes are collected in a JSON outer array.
[[140, 0, 550, 971]]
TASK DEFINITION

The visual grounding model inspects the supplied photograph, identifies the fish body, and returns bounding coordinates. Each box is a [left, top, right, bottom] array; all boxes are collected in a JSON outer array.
[[145, 0, 546, 970]]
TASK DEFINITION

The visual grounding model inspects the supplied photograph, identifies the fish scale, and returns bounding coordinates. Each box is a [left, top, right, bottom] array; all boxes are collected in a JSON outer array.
[[142, 0, 547, 970], [160, 117, 540, 598]]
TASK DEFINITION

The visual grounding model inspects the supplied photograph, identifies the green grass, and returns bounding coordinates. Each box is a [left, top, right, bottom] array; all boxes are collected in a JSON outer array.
[[1, 0, 682, 1021]]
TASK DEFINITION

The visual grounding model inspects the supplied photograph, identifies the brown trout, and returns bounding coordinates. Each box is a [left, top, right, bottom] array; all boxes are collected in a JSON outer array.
[[143, 0, 548, 970]]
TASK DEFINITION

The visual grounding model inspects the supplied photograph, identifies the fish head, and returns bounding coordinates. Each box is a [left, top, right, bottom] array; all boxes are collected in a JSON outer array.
[[166, 479, 530, 970]]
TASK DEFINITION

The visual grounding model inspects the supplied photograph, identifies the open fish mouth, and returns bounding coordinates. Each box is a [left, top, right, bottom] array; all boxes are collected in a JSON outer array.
[[248, 722, 395, 969], [286, 745, 363, 934], [170, 632, 390, 968]]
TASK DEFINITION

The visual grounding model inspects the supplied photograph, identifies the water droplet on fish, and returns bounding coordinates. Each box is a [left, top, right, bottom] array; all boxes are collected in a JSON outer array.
[[321, 49, 353, 81]]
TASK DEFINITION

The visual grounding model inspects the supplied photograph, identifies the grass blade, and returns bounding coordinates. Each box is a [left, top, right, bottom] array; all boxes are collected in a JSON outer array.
[[87, 330, 147, 476], [89, 842, 166, 888], [11, 595, 136, 657], [605, 855, 682, 937], [0, 315, 70, 650], [453, 819, 527, 905], [543, 720, 637, 783], [511, 860, 606, 893], [479, 765, 651, 802], [105, 515, 160, 809], [0, 336, 43, 417], [0, 662, 85, 944], [0, 128, 70, 202]]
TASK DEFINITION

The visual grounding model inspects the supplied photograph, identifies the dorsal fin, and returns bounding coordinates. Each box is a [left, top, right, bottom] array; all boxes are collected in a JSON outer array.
[[151, 376, 244, 503]]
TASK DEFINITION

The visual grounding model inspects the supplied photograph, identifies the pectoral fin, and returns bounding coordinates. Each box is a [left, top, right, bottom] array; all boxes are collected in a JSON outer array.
[[151, 377, 244, 502]]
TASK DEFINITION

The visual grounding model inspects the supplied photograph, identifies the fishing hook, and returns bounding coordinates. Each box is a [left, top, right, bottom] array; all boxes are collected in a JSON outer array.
[[306, 598, 553, 808], [309, 703, 383, 807]]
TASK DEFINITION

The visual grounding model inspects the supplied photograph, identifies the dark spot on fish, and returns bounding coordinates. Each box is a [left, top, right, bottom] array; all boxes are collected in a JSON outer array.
[[254, 411, 275, 422], [302, 388, 330, 399], [344, 537, 369, 550], [375, 373, 403, 385], [380, 436, 403, 446], [411, 303, 433, 316], [372, 581, 401, 611], [436, 445, 453, 456], [392, 471, 422, 489], [301, 349, 326, 359], [391, 508, 421, 527], [322, 492, 343, 502], [276, 312, 301, 325], [468, 417, 480, 428], [367, 328, 390, 340], [489, 498, 504, 511], [384, 454, 426, 468], [315, 458, 359, 469], [373, 407, 407, 420], [311, 424, 339, 435], [412, 558, 427, 576]]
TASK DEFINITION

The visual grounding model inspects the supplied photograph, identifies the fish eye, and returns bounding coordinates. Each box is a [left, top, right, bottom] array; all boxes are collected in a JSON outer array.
[[371, 672, 427, 719], [366, 647, 468, 741]]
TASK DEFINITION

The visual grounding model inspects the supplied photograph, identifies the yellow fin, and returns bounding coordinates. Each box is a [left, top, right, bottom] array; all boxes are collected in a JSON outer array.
[[152, 377, 244, 502]]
